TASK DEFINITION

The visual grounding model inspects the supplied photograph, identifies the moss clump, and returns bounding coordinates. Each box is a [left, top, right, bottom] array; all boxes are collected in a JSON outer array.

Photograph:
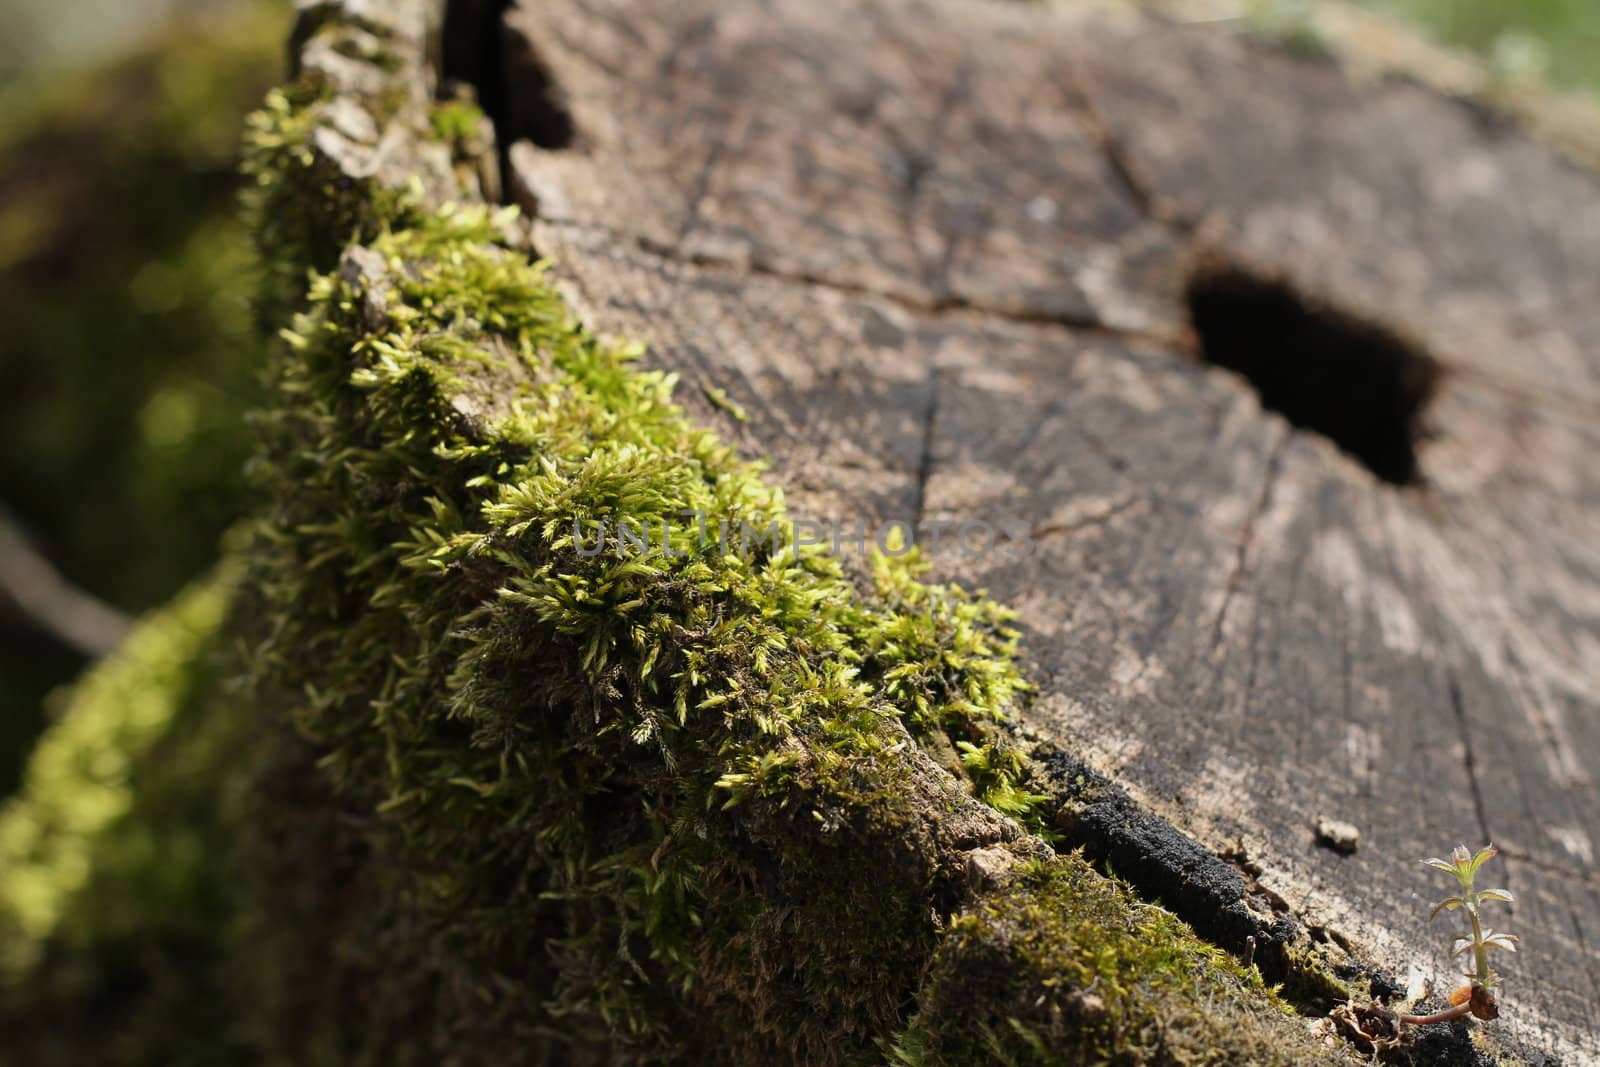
[[890, 860, 1347, 1066], [864, 547, 1045, 821], [0, 567, 245, 1066], [430, 93, 488, 146], [236, 189, 1047, 1062], [241, 4, 443, 325], [241, 83, 387, 324]]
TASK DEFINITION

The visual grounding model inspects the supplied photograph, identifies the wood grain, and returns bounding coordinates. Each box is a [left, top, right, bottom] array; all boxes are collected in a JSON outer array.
[[505, 0, 1600, 1057]]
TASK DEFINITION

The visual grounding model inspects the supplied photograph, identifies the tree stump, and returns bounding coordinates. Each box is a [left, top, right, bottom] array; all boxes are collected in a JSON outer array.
[[500, 0, 1600, 1059], [3, 0, 1597, 1064]]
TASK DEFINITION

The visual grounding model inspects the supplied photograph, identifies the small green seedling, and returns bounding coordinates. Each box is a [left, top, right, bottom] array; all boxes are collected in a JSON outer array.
[[1399, 844, 1517, 1026]]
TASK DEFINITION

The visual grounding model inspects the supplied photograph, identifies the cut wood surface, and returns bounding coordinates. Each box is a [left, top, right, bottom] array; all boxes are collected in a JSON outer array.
[[504, 0, 1600, 1058]]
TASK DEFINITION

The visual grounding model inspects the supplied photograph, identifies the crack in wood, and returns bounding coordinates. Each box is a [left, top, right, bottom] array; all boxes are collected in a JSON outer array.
[[912, 364, 940, 536], [1059, 64, 1200, 240], [1208, 429, 1289, 657], [531, 214, 1185, 346], [1493, 845, 1600, 891], [1028, 495, 1142, 543], [1448, 666, 1495, 850], [673, 80, 744, 245]]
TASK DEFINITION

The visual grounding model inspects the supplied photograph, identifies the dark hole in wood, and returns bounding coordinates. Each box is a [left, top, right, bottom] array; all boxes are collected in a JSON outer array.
[[1186, 268, 1439, 486], [439, 1, 512, 132], [439, 0, 576, 203], [438, 0, 514, 199], [500, 31, 578, 150]]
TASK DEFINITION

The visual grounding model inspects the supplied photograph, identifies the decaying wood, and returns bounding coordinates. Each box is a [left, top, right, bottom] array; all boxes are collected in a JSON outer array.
[[501, 0, 1600, 1058]]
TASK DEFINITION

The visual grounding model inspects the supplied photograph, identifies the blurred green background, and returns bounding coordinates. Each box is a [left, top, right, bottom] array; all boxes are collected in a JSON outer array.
[[0, 0, 1592, 798], [1366, 0, 1599, 92], [0, 0, 288, 794]]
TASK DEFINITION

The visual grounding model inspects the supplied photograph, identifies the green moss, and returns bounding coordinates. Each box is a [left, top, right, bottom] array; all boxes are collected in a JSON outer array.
[[0, 570, 233, 970], [431, 95, 487, 145], [241, 9, 436, 325], [889, 860, 1348, 1066], [0, 567, 246, 1066], [1244, 0, 1332, 57], [241, 83, 379, 322], [863, 546, 1045, 822], [701, 384, 751, 423]]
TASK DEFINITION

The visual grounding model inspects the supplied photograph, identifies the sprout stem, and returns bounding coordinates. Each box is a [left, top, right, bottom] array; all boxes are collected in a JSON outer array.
[[1398, 1002, 1474, 1026], [1468, 905, 1490, 987]]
